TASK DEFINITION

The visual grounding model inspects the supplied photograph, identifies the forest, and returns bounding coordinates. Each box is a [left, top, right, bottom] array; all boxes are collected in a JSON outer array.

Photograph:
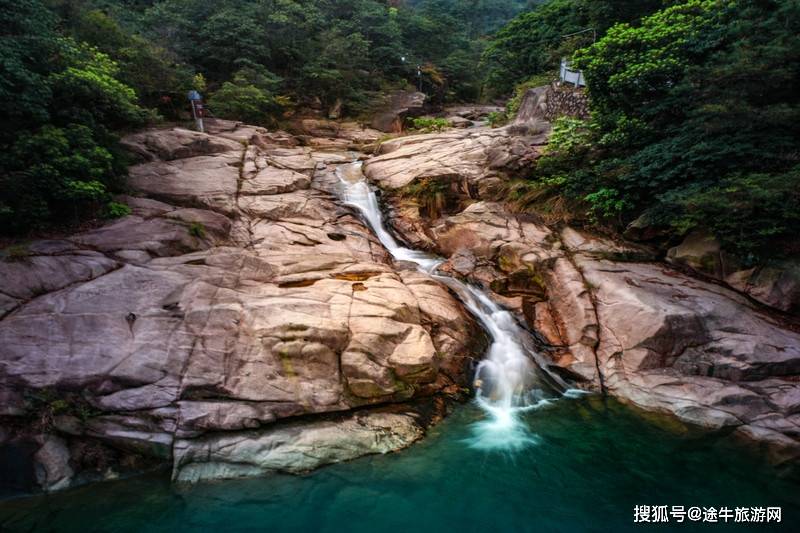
[[1, 0, 798, 262], [0, 0, 539, 234], [501, 0, 800, 262], [1, 1, 800, 521]]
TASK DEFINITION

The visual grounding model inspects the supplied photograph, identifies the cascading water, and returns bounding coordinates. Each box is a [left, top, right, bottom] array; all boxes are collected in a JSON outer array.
[[337, 161, 569, 450]]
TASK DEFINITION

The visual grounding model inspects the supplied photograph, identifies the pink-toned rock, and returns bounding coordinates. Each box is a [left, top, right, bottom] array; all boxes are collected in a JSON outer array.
[[34, 435, 74, 492], [667, 230, 800, 314], [240, 167, 310, 196], [121, 127, 241, 162], [364, 127, 536, 190], [0, 124, 483, 492], [365, 124, 800, 461], [370, 91, 426, 133], [128, 152, 240, 214]]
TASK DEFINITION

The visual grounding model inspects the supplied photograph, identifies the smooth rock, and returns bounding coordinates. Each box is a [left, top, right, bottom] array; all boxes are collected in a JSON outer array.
[[34, 435, 74, 492], [172, 410, 424, 483]]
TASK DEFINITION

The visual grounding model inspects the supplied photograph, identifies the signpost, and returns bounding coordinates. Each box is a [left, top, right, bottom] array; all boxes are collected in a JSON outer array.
[[187, 90, 204, 133]]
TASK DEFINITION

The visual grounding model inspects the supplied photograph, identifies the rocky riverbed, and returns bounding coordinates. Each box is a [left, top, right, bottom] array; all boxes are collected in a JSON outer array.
[[0, 119, 486, 493], [363, 119, 800, 466], [2, 108, 799, 496]]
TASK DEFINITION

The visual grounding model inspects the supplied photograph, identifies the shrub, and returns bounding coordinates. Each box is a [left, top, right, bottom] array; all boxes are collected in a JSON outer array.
[[486, 111, 509, 128], [208, 66, 283, 125], [188, 222, 206, 239], [0, 125, 119, 232], [0, 14, 147, 236], [105, 201, 132, 219], [546, 118, 591, 154], [3, 244, 32, 263], [663, 169, 800, 262], [520, 0, 800, 260], [410, 117, 449, 133], [49, 39, 152, 130], [401, 177, 450, 219]]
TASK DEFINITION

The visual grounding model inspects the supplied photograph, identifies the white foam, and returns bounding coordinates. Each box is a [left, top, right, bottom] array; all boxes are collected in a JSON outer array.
[[336, 162, 558, 450]]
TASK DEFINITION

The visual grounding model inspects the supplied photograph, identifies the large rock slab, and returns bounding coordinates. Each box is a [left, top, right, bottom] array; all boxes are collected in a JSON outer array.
[[173, 409, 425, 483], [290, 119, 383, 149], [121, 127, 241, 162], [0, 124, 482, 492], [364, 127, 540, 191], [667, 230, 800, 314], [365, 127, 800, 461], [0, 247, 118, 317], [128, 152, 240, 215], [370, 91, 427, 133]]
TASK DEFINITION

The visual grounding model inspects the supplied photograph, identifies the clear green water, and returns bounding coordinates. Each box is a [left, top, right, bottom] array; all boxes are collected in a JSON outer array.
[[1, 396, 797, 532]]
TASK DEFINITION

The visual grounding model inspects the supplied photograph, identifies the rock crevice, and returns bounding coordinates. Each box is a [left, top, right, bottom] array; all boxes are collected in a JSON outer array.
[[0, 120, 482, 493], [361, 122, 800, 465]]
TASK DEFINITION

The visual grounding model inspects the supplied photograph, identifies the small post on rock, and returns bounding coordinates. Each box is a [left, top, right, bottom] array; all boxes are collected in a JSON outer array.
[[188, 90, 204, 133]]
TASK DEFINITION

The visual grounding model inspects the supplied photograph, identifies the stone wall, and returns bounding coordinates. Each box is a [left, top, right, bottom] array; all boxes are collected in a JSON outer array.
[[541, 82, 589, 121], [514, 82, 589, 127]]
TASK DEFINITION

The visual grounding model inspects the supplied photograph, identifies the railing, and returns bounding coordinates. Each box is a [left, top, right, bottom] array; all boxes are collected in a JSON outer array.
[[560, 58, 586, 87]]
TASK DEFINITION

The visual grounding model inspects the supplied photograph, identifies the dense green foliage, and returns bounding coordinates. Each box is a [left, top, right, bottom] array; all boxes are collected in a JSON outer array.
[[482, 0, 664, 95], [4, 0, 797, 264], [522, 0, 800, 261], [1, 0, 529, 235], [410, 116, 450, 132], [137, 0, 534, 112], [0, 0, 148, 233]]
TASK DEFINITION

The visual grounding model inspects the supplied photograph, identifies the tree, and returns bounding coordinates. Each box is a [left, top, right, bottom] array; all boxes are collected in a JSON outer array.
[[70, 9, 194, 111], [526, 0, 800, 260], [0, 1, 148, 234], [0, 0, 59, 133], [482, 0, 663, 95], [208, 64, 283, 124]]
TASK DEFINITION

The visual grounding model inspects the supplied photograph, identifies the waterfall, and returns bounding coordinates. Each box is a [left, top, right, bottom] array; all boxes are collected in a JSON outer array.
[[337, 162, 568, 450]]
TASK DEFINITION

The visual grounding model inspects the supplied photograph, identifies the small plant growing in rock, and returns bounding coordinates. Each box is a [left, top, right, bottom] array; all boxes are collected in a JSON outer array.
[[24, 388, 100, 430], [410, 117, 449, 133], [3, 243, 32, 263], [401, 178, 450, 219], [487, 111, 509, 128], [188, 221, 207, 239], [105, 202, 132, 219]]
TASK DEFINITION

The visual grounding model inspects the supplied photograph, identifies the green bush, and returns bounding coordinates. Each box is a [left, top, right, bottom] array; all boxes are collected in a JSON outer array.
[[209, 82, 274, 124], [482, 0, 662, 96], [545, 117, 593, 154], [0, 7, 147, 236], [663, 169, 800, 261], [71, 9, 194, 115], [106, 201, 132, 219], [401, 177, 450, 219], [49, 39, 152, 130], [208, 66, 284, 125], [410, 117, 449, 133], [188, 222, 207, 239], [523, 0, 800, 261], [0, 125, 121, 232], [2, 244, 32, 263], [486, 111, 509, 128]]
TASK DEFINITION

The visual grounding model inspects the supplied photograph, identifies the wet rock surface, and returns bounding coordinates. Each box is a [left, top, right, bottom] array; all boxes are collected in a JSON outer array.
[[0, 122, 482, 492], [362, 124, 800, 464], [3, 108, 799, 495], [172, 407, 428, 483]]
